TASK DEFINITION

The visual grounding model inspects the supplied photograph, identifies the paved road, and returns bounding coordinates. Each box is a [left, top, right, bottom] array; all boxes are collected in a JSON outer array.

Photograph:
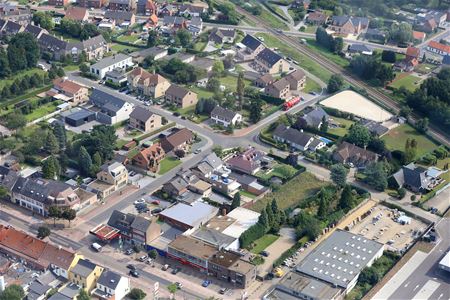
[[372, 218, 450, 300]]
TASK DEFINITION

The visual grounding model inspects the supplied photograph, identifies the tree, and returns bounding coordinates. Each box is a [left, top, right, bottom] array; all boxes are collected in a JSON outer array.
[[45, 131, 60, 154], [8, 32, 40, 70], [206, 77, 221, 93], [32, 12, 54, 30], [128, 288, 146, 300], [339, 185, 355, 211], [359, 267, 380, 285], [212, 60, 225, 76], [330, 164, 349, 186], [362, 162, 388, 191], [167, 283, 178, 295], [4, 113, 27, 130], [346, 124, 372, 147], [399, 105, 412, 118], [381, 50, 396, 63], [62, 208, 76, 227], [319, 115, 328, 133], [249, 98, 262, 123], [397, 187, 406, 199], [416, 117, 429, 133], [37, 226, 51, 239], [327, 74, 344, 93], [42, 156, 60, 179], [80, 63, 89, 74], [78, 289, 91, 300], [404, 138, 417, 164], [147, 30, 159, 47], [236, 71, 245, 110], [317, 196, 329, 216], [175, 29, 191, 46], [53, 123, 67, 150], [390, 22, 413, 44], [48, 206, 61, 227], [258, 209, 269, 230], [0, 48, 10, 78], [231, 192, 241, 210], [78, 146, 93, 176], [148, 249, 158, 259], [92, 152, 102, 167], [212, 145, 223, 157], [0, 284, 25, 300]]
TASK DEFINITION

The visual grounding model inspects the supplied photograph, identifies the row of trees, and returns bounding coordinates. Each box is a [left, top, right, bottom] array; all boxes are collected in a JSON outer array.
[[48, 206, 77, 227], [155, 58, 205, 84], [316, 27, 344, 53], [349, 55, 395, 86], [0, 32, 40, 78], [239, 199, 285, 249], [59, 18, 102, 40]]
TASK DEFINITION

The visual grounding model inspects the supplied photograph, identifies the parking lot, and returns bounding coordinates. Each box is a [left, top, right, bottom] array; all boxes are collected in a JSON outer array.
[[349, 205, 427, 252]]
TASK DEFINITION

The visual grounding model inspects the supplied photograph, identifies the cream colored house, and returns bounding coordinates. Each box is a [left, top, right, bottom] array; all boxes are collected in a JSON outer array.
[[89, 162, 128, 199], [129, 106, 162, 132], [127, 67, 171, 98]]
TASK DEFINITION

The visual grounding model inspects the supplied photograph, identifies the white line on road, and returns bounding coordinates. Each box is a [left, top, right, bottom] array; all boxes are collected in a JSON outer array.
[[413, 284, 420, 291], [437, 293, 444, 300], [404, 281, 410, 287], [413, 280, 441, 300]]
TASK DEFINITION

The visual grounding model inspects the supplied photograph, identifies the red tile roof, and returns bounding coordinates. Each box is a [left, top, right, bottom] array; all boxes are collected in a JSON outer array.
[[53, 78, 85, 95], [406, 47, 420, 59], [428, 40, 450, 54], [412, 31, 426, 40], [65, 7, 88, 21]]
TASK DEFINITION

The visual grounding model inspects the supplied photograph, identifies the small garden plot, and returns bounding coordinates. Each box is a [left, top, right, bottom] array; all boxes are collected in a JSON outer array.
[[158, 156, 182, 175], [388, 73, 422, 92], [320, 90, 393, 122], [327, 116, 355, 137], [303, 77, 322, 94], [415, 63, 438, 74], [257, 163, 297, 181], [250, 234, 279, 254]]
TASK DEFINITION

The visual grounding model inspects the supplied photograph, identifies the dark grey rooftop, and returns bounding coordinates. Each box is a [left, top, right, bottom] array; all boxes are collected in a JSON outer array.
[[71, 259, 98, 278], [257, 48, 283, 67], [97, 269, 122, 290]]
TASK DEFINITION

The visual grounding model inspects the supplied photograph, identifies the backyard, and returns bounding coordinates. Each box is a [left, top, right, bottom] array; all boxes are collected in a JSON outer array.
[[327, 116, 355, 137], [388, 73, 422, 92], [303, 78, 322, 94], [0, 69, 46, 90], [158, 156, 182, 175], [250, 171, 328, 212], [382, 124, 438, 158], [111, 43, 141, 53], [24, 100, 63, 122], [250, 234, 279, 254]]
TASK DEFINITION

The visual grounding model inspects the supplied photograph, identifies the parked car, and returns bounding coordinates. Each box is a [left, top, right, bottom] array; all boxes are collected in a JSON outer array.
[[125, 249, 134, 255], [171, 267, 180, 274], [151, 200, 160, 205], [202, 280, 211, 287], [134, 198, 145, 205], [151, 208, 163, 214], [146, 258, 153, 264], [127, 264, 136, 270], [219, 288, 229, 295], [194, 149, 201, 154], [175, 282, 183, 289], [162, 264, 170, 271], [260, 251, 270, 257], [138, 255, 148, 262], [129, 270, 139, 277]]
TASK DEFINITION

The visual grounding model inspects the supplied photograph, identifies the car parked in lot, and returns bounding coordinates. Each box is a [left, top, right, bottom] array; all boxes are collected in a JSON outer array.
[[194, 149, 201, 154], [202, 280, 211, 287], [260, 251, 270, 257], [134, 198, 145, 205], [176, 282, 183, 289], [151, 208, 163, 214], [219, 288, 229, 295], [151, 199, 160, 205]]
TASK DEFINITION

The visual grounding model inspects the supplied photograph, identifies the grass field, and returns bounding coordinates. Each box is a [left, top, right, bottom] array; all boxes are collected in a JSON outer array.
[[116, 34, 141, 43], [257, 163, 297, 181], [189, 86, 214, 99], [158, 156, 182, 175], [259, 8, 289, 30], [305, 39, 349, 68], [24, 100, 62, 122], [251, 172, 327, 212], [111, 43, 140, 53], [415, 63, 437, 74], [328, 116, 355, 137], [250, 234, 279, 254], [256, 33, 332, 82], [240, 190, 257, 199], [388, 73, 422, 92], [219, 75, 252, 90], [0, 69, 46, 90], [303, 77, 322, 93], [382, 124, 438, 158], [194, 41, 207, 51]]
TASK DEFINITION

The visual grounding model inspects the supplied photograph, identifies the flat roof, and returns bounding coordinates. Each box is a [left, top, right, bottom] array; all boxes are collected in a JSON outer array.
[[206, 215, 236, 232], [222, 207, 260, 238], [209, 249, 240, 268], [296, 230, 384, 289], [159, 202, 218, 228], [191, 227, 236, 248], [169, 235, 217, 260], [89, 224, 120, 241], [439, 251, 450, 269]]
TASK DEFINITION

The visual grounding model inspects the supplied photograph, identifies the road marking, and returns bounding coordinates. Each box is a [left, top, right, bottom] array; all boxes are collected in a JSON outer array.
[[404, 281, 410, 287], [413, 284, 420, 291], [412, 280, 441, 300], [437, 293, 443, 300]]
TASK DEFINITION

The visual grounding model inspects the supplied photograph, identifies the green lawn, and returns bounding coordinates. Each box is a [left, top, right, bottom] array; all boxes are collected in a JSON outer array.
[[259, 8, 289, 30], [257, 163, 297, 181], [304, 25, 317, 34], [250, 234, 279, 254], [24, 100, 62, 122], [116, 34, 141, 43], [305, 39, 349, 68], [415, 63, 437, 74], [382, 124, 438, 158], [303, 77, 322, 93], [64, 65, 80, 72], [328, 116, 355, 137], [251, 172, 328, 212], [0, 69, 46, 90], [190, 86, 214, 99], [240, 190, 257, 199], [111, 43, 141, 53], [256, 33, 332, 82], [194, 41, 207, 51], [388, 74, 422, 92], [158, 156, 182, 175], [219, 75, 252, 91]]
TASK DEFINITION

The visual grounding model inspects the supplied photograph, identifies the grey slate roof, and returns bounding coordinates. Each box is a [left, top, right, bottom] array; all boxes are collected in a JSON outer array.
[[24, 24, 46, 38], [64, 107, 95, 121], [241, 34, 262, 51], [256, 48, 283, 67], [105, 10, 134, 21], [166, 84, 190, 98], [12, 177, 72, 206], [403, 163, 430, 190], [91, 53, 131, 70], [273, 124, 313, 148], [107, 210, 135, 234], [131, 215, 151, 232], [38, 33, 70, 51], [202, 153, 223, 170], [71, 259, 97, 277], [3, 20, 22, 33], [348, 44, 372, 53], [163, 15, 186, 26], [130, 106, 155, 122], [296, 229, 384, 289], [211, 106, 237, 121], [90, 89, 127, 112], [192, 227, 236, 248], [360, 119, 388, 136], [301, 106, 329, 128], [78, 34, 107, 51], [97, 269, 122, 289]]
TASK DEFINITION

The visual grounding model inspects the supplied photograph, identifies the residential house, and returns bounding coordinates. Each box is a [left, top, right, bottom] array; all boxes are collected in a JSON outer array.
[[64, 7, 89, 22], [329, 15, 369, 35], [48, 0, 69, 7], [348, 44, 373, 55], [254, 48, 290, 74], [188, 16, 203, 35], [395, 46, 420, 71], [0, 225, 80, 274], [162, 170, 212, 199], [27, 271, 62, 300], [427, 40, 450, 56], [406, 46, 421, 60], [11, 177, 83, 217], [129, 106, 162, 132], [226, 147, 266, 175], [91, 162, 128, 199], [137, 0, 157, 15], [77, 0, 107, 8], [285, 69, 306, 90], [237, 34, 265, 61], [413, 30, 426, 43], [159, 4, 177, 17], [299, 106, 329, 129], [0, 20, 23, 36], [104, 10, 136, 26], [264, 78, 290, 99], [422, 18, 437, 33], [131, 143, 165, 172], [209, 28, 236, 44], [24, 24, 47, 39], [107, 210, 161, 244], [273, 124, 325, 151], [92, 270, 131, 300], [365, 28, 386, 43], [360, 119, 389, 136], [108, 0, 135, 11], [333, 141, 378, 168], [254, 73, 275, 88], [230, 172, 267, 196], [127, 67, 171, 98], [291, 0, 311, 9], [90, 89, 134, 125], [210, 106, 242, 128], [130, 46, 168, 64], [159, 202, 219, 231], [76, 34, 109, 61], [38, 33, 71, 60], [208, 250, 257, 289], [69, 258, 104, 292], [160, 128, 194, 153], [52, 78, 89, 105], [105, 69, 128, 85], [162, 15, 187, 30], [162, 175, 189, 198], [178, 4, 206, 17], [390, 163, 445, 193], [165, 84, 198, 108], [306, 11, 328, 25], [90, 53, 134, 79]]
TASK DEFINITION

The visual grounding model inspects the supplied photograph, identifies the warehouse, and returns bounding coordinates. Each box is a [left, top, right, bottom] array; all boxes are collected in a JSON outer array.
[[63, 107, 96, 127]]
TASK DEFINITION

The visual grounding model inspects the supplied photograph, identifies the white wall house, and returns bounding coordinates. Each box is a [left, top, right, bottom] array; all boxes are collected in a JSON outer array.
[[210, 106, 242, 128], [93, 270, 131, 300], [90, 53, 134, 79]]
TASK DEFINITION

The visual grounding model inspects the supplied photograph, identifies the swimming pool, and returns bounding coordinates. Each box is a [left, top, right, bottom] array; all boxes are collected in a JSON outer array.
[[319, 137, 332, 144]]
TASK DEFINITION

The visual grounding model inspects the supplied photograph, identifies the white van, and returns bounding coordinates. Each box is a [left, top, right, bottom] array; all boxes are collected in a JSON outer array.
[[91, 243, 102, 252]]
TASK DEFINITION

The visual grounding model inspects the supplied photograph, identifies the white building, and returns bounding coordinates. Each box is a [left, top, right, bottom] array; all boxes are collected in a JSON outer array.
[[90, 89, 134, 125], [93, 270, 131, 300], [90, 53, 134, 79], [210, 106, 242, 128]]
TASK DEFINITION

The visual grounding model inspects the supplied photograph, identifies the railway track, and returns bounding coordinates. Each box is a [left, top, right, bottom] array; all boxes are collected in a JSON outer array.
[[236, 7, 450, 147]]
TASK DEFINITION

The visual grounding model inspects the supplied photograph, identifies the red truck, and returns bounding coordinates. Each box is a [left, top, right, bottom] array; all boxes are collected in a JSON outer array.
[[283, 96, 302, 111]]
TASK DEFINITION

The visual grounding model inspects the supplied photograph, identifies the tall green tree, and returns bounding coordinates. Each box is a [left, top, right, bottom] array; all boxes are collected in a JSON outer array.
[[42, 156, 60, 179], [0, 48, 10, 78], [258, 209, 269, 231], [249, 98, 262, 123], [48, 206, 61, 227], [62, 208, 76, 227], [127, 288, 146, 300], [8, 32, 40, 70], [362, 162, 388, 191], [330, 164, 349, 187], [45, 131, 60, 154], [236, 71, 245, 110], [0, 284, 24, 300], [147, 30, 159, 47], [78, 289, 91, 300], [346, 124, 372, 147], [327, 74, 344, 93], [231, 192, 241, 210], [79, 146, 93, 176], [339, 185, 355, 211], [53, 123, 67, 150], [37, 226, 51, 239]]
